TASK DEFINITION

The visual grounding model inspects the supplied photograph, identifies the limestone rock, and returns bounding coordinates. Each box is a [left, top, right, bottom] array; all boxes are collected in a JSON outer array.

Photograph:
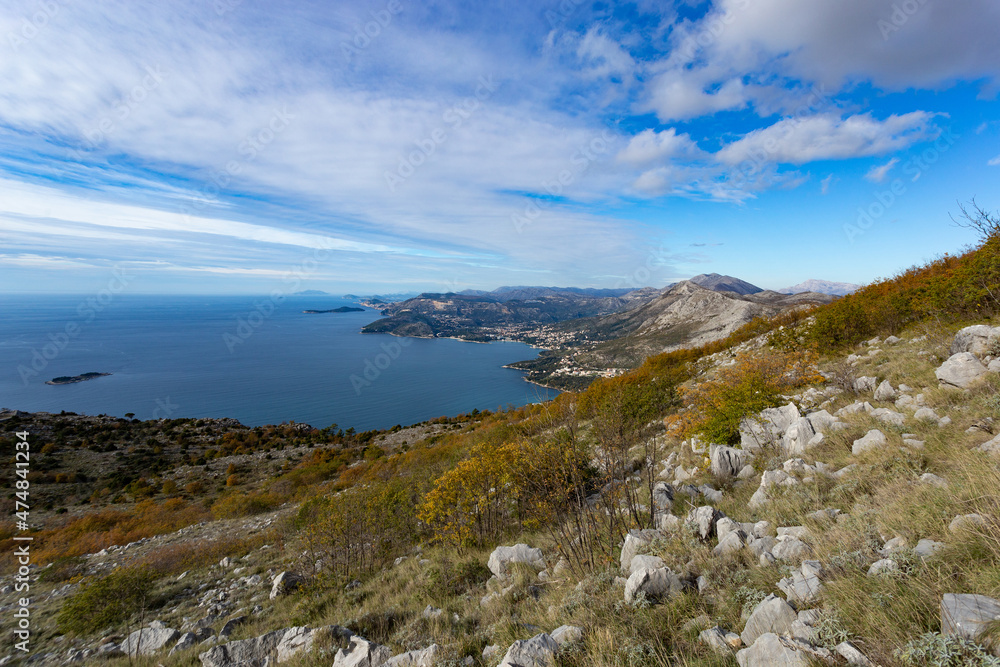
[[867, 559, 898, 577], [219, 615, 246, 638], [628, 554, 665, 576], [920, 473, 948, 488], [871, 408, 905, 427], [949, 514, 985, 533], [736, 633, 812, 667], [624, 565, 682, 604], [651, 482, 674, 512], [498, 633, 558, 667], [619, 529, 663, 572], [121, 626, 179, 657], [874, 380, 897, 402], [976, 433, 1000, 456], [270, 572, 305, 600], [941, 593, 1000, 644], [777, 560, 823, 605], [835, 641, 876, 666], [782, 417, 817, 456], [852, 429, 887, 455], [747, 536, 777, 559], [386, 644, 440, 667], [700, 626, 740, 656], [488, 544, 546, 579], [854, 376, 878, 393], [806, 409, 839, 433], [711, 445, 748, 480], [772, 537, 812, 563], [714, 529, 748, 557], [199, 629, 285, 667], [715, 516, 739, 542], [550, 625, 583, 645], [170, 631, 202, 656], [740, 404, 799, 450], [914, 539, 946, 560], [741, 594, 797, 646], [950, 325, 1000, 357], [334, 636, 392, 667], [936, 353, 988, 389], [913, 407, 940, 421], [277, 626, 353, 663], [685, 505, 723, 540]]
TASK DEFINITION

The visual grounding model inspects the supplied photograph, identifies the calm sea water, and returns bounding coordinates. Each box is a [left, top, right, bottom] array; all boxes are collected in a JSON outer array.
[[0, 295, 557, 431]]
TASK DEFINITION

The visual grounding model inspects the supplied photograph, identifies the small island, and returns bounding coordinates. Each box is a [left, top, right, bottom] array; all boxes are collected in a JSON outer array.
[[302, 306, 365, 314], [46, 372, 112, 385]]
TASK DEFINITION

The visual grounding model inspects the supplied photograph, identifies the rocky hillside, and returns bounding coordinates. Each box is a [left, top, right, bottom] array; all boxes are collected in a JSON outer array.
[[510, 281, 835, 387], [7, 222, 1000, 667], [5, 319, 1000, 667], [360, 288, 664, 341]]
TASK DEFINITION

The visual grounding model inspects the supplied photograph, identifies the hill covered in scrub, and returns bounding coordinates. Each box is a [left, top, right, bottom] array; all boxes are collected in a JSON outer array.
[[4, 208, 1000, 667]]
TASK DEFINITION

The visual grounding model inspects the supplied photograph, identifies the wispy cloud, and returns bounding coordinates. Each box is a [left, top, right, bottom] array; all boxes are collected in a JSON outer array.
[[0, 0, 995, 291], [865, 157, 900, 183]]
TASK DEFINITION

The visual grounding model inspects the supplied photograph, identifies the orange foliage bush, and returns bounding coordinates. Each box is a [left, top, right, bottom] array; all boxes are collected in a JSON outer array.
[[27, 498, 208, 565]]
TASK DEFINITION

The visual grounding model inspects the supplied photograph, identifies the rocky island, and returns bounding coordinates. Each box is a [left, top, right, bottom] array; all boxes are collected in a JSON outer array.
[[45, 372, 112, 385]]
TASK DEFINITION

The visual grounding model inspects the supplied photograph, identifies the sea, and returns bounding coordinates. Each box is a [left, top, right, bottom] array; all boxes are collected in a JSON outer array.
[[0, 294, 558, 431]]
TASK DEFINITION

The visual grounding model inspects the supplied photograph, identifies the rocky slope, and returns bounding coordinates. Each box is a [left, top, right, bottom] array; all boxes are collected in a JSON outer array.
[[6, 320, 1000, 667], [510, 281, 837, 387]]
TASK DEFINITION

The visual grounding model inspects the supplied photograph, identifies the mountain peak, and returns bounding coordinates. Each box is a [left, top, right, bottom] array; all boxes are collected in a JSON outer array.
[[777, 279, 859, 296], [688, 273, 763, 295]]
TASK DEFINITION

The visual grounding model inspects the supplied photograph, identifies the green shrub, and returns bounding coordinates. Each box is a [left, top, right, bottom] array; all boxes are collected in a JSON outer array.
[[895, 632, 1000, 666], [57, 566, 157, 635]]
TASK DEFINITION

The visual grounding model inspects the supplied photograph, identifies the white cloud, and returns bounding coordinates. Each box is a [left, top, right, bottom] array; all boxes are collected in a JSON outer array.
[[616, 128, 700, 167], [989, 155, 1000, 167], [865, 157, 900, 183], [645, 69, 749, 121], [820, 174, 837, 194], [715, 112, 937, 166], [704, 0, 1000, 91], [0, 179, 408, 255], [576, 27, 636, 82]]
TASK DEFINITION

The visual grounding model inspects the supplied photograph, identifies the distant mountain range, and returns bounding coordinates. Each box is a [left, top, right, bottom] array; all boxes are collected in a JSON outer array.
[[777, 279, 859, 296], [457, 286, 638, 301], [293, 289, 331, 296]]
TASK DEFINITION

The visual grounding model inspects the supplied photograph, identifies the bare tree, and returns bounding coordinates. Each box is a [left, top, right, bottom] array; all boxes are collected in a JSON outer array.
[[952, 199, 1000, 242]]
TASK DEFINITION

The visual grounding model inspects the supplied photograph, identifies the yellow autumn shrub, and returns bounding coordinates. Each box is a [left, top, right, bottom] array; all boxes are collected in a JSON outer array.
[[668, 348, 823, 445]]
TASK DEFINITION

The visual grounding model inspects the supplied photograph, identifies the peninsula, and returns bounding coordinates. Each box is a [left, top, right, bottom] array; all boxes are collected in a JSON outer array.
[[302, 306, 364, 314]]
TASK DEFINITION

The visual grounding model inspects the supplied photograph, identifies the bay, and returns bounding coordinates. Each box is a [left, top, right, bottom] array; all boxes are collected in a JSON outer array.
[[0, 294, 558, 430]]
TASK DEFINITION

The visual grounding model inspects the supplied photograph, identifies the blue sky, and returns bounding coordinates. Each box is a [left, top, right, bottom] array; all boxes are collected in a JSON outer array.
[[1, 0, 998, 294]]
